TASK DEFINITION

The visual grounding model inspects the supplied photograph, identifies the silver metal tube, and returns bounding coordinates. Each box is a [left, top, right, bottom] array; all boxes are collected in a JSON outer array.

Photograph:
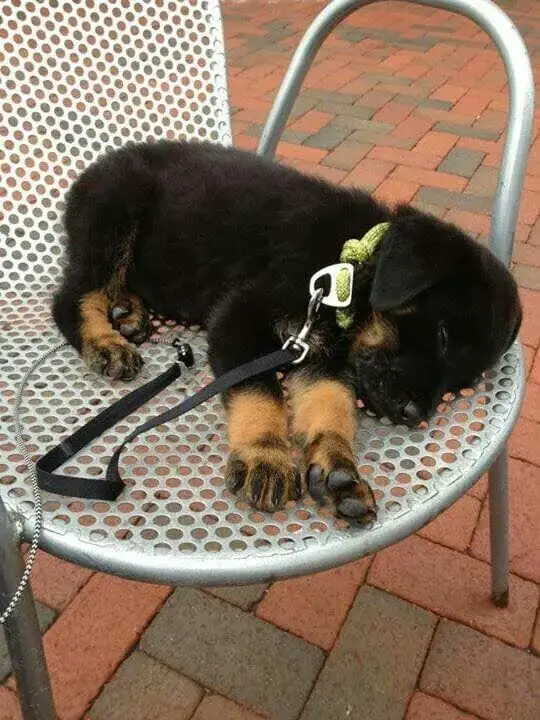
[[0, 498, 56, 720], [488, 447, 510, 607], [258, 0, 535, 267]]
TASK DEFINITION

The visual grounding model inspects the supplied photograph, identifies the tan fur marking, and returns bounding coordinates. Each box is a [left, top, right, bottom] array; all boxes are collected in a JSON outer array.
[[80, 290, 126, 347], [352, 312, 398, 352], [289, 378, 356, 446], [228, 390, 288, 448]]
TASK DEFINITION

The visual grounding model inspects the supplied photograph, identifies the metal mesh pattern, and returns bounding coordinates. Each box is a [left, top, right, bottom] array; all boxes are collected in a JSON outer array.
[[0, 303, 523, 580], [0, 0, 232, 292]]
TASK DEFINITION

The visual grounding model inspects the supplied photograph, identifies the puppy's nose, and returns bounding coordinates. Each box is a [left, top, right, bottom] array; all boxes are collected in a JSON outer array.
[[402, 401, 423, 427]]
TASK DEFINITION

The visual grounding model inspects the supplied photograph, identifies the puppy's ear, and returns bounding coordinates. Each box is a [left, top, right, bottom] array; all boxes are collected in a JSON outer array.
[[369, 228, 444, 312]]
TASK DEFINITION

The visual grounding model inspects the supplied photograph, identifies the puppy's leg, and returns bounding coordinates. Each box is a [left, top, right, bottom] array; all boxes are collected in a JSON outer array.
[[208, 288, 301, 511], [55, 156, 153, 377], [53, 274, 146, 380], [79, 289, 145, 380], [226, 384, 302, 511], [105, 249, 152, 345], [289, 372, 376, 523]]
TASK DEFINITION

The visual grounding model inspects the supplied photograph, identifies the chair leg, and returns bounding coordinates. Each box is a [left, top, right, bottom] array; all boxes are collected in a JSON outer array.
[[0, 497, 56, 720], [487, 446, 510, 608]]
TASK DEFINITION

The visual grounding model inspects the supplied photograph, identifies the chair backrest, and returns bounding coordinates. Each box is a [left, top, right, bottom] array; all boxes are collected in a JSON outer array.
[[0, 0, 232, 298]]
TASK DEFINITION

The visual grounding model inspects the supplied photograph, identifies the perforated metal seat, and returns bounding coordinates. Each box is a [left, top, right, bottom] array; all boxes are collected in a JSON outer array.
[[0, 1, 535, 718], [0, 332, 526, 583]]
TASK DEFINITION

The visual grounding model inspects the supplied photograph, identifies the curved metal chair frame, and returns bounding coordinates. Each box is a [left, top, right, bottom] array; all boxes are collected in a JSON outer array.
[[0, 1, 534, 718]]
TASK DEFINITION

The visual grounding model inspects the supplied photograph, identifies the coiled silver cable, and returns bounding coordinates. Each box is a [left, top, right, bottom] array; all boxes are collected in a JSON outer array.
[[1, 341, 67, 625], [1, 332, 191, 624]]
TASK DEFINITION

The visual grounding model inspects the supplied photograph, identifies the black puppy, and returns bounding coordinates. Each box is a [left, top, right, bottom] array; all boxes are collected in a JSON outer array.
[[53, 140, 521, 522]]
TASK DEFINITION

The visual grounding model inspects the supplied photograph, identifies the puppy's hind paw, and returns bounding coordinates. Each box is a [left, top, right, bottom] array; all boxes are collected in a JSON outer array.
[[82, 335, 144, 381]]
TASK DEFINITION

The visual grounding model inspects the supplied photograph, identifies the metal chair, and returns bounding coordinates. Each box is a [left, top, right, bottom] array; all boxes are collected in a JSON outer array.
[[0, 1, 534, 718]]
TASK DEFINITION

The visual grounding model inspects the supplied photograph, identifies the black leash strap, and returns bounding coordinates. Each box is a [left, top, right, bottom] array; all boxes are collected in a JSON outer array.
[[36, 346, 295, 500]]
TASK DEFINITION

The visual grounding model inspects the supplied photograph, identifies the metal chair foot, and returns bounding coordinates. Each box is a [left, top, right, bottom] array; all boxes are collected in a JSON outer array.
[[492, 588, 509, 608], [0, 498, 56, 720]]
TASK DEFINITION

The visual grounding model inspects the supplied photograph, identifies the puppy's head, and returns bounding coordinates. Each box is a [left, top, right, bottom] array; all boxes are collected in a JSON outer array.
[[352, 206, 522, 426]]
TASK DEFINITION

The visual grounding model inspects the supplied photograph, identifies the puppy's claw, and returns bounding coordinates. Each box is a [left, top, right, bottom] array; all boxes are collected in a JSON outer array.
[[226, 444, 301, 512], [111, 305, 130, 321], [307, 464, 327, 503]]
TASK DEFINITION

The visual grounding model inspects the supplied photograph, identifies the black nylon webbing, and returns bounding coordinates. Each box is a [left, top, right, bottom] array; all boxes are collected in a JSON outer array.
[[36, 347, 295, 500]]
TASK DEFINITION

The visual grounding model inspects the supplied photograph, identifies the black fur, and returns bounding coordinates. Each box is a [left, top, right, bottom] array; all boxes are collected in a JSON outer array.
[[52, 140, 521, 513]]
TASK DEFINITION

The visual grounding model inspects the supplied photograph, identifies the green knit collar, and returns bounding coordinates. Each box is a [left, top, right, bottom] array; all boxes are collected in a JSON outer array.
[[336, 221, 390, 330]]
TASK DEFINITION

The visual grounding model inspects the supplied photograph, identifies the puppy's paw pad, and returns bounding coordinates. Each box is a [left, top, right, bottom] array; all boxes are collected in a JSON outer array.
[[336, 494, 377, 524], [226, 443, 301, 512], [83, 337, 144, 381], [327, 468, 358, 492], [307, 461, 376, 525], [110, 299, 151, 345]]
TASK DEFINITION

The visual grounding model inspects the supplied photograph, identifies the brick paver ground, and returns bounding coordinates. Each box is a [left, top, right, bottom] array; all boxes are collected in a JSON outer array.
[[1, 1, 540, 718]]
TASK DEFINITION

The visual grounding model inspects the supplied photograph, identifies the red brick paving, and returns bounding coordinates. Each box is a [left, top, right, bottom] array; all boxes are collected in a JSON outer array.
[[368, 534, 538, 648], [531, 349, 540, 384], [416, 493, 481, 552], [0, 688, 21, 720], [521, 289, 540, 346], [523, 343, 535, 376], [29, 552, 93, 612], [521, 381, 540, 423], [3, 0, 540, 718], [369, 144, 442, 170], [343, 156, 395, 189], [391, 164, 468, 191], [39, 575, 170, 718], [255, 557, 371, 650], [415, 131, 458, 157], [509, 417, 540, 467], [375, 176, 420, 205], [420, 620, 540, 720], [191, 696, 267, 720], [470, 459, 540, 583], [467, 472, 488, 501], [405, 692, 481, 720]]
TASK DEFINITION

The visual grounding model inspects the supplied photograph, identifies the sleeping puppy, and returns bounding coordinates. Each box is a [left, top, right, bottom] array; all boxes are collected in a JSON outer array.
[[52, 140, 521, 523]]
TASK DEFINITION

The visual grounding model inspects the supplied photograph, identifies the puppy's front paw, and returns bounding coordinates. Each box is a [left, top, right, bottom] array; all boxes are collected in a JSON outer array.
[[82, 335, 144, 381], [306, 432, 376, 525], [226, 439, 302, 512]]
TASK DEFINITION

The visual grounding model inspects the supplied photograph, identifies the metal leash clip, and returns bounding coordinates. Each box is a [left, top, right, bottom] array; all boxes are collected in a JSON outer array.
[[282, 262, 355, 365], [282, 287, 324, 364]]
